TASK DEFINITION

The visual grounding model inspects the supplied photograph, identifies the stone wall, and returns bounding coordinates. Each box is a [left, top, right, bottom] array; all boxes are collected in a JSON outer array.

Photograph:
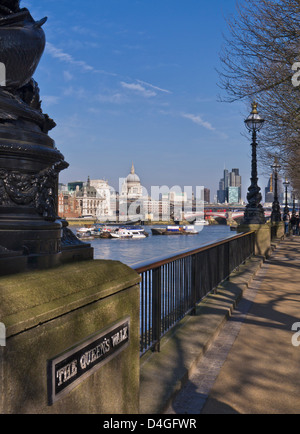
[[0, 260, 141, 414]]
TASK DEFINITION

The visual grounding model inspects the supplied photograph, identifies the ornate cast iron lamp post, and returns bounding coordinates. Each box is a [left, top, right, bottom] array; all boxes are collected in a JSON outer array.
[[271, 157, 282, 222], [243, 102, 266, 224], [283, 179, 290, 215], [292, 191, 296, 215], [0, 1, 92, 275]]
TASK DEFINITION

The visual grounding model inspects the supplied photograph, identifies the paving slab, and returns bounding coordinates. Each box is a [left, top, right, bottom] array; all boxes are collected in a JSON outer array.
[[139, 254, 264, 414], [165, 236, 300, 415]]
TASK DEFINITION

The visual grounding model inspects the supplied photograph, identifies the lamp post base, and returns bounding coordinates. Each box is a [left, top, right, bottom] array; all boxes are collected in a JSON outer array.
[[0, 124, 93, 276], [243, 205, 266, 225], [238, 223, 271, 258]]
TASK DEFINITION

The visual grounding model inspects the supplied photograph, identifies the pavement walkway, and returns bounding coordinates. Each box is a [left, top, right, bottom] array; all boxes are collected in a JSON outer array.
[[165, 235, 300, 414]]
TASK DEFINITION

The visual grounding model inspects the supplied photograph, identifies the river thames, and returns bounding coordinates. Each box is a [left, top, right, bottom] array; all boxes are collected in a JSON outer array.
[[71, 225, 235, 268]]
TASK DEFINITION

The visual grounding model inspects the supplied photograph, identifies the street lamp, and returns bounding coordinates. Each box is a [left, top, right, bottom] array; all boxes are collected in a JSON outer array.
[[243, 102, 266, 224], [283, 178, 290, 215], [271, 157, 281, 222], [292, 191, 296, 215]]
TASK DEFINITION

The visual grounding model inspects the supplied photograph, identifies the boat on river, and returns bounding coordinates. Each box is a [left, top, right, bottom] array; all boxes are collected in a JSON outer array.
[[110, 227, 147, 239], [194, 219, 209, 227], [76, 227, 96, 240], [151, 226, 198, 236], [77, 223, 107, 239], [99, 225, 118, 238]]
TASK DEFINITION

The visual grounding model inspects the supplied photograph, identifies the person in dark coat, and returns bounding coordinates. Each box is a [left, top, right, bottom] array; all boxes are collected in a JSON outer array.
[[295, 215, 300, 236], [290, 214, 297, 235], [283, 213, 290, 235]]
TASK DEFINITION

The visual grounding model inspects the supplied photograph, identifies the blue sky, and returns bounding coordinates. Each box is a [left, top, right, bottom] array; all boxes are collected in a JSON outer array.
[[23, 0, 269, 200]]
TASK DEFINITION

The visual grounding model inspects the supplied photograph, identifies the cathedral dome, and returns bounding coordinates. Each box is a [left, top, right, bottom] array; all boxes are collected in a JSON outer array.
[[126, 163, 140, 183], [121, 163, 143, 199]]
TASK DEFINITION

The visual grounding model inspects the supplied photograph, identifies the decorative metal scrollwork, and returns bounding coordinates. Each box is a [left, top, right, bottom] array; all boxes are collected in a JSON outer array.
[[0, 160, 68, 221]]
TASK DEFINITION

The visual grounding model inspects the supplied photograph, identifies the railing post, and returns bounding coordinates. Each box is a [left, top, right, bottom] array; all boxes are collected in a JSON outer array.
[[152, 267, 162, 352], [191, 255, 197, 315], [225, 240, 230, 280]]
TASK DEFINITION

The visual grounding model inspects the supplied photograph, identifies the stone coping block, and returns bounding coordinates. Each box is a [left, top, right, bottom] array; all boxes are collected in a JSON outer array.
[[0, 260, 141, 338]]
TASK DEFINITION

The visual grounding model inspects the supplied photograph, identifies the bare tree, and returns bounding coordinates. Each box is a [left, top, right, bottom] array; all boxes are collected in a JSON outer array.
[[219, 0, 300, 193]]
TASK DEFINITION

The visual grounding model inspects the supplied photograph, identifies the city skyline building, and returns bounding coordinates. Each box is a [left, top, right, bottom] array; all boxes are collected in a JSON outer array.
[[79, 177, 112, 219], [217, 167, 242, 204], [228, 186, 240, 205], [58, 163, 212, 221], [264, 173, 285, 205], [204, 188, 211, 204], [67, 181, 84, 193]]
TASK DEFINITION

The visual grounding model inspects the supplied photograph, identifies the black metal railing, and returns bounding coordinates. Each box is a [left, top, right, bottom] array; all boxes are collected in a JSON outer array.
[[134, 231, 256, 356]]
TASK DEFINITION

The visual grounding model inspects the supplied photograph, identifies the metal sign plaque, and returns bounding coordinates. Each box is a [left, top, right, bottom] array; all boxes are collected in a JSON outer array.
[[47, 317, 130, 405]]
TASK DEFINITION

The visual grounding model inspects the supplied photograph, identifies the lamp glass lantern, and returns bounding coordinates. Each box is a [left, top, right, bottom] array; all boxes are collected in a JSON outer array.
[[271, 159, 281, 173], [283, 178, 290, 215], [243, 102, 266, 225], [244, 102, 265, 132]]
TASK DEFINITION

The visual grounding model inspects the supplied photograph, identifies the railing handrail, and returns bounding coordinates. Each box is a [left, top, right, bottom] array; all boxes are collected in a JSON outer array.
[[136, 230, 256, 355], [134, 231, 255, 273]]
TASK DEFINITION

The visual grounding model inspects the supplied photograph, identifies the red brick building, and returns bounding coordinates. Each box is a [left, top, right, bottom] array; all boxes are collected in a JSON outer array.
[[58, 192, 82, 219]]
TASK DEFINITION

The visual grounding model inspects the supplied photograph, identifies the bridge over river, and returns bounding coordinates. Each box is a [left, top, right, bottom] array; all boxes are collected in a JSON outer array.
[[185, 206, 272, 224]]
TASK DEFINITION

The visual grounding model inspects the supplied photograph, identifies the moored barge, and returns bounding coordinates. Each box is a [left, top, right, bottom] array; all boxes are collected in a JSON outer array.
[[151, 226, 198, 236]]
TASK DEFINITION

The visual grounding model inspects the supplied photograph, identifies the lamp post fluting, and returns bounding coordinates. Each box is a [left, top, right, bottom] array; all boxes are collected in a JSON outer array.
[[292, 191, 296, 215], [283, 179, 290, 215], [243, 102, 266, 224], [271, 158, 281, 223]]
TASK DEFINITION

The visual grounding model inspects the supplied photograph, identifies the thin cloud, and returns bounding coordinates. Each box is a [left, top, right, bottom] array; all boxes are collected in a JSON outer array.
[[45, 43, 171, 100], [63, 71, 74, 82], [46, 42, 94, 72], [45, 42, 117, 76], [42, 95, 60, 106], [136, 80, 172, 94], [182, 113, 215, 131], [97, 93, 126, 104], [120, 81, 156, 98]]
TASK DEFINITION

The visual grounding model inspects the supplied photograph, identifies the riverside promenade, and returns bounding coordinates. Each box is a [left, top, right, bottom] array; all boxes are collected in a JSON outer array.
[[163, 235, 300, 414]]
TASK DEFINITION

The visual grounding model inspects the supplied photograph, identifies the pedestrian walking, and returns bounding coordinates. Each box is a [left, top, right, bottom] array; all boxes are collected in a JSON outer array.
[[283, 213, 290, 235], [290, 214, 297, 235], [296, 215, 300, 235]]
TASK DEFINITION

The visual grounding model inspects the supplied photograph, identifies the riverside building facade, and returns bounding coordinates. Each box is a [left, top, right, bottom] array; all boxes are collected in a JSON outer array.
[[58, 163, 205, 222]]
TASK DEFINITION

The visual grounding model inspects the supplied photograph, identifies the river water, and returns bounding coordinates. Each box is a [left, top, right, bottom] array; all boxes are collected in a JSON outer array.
[[71, 225, 235, 268]]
